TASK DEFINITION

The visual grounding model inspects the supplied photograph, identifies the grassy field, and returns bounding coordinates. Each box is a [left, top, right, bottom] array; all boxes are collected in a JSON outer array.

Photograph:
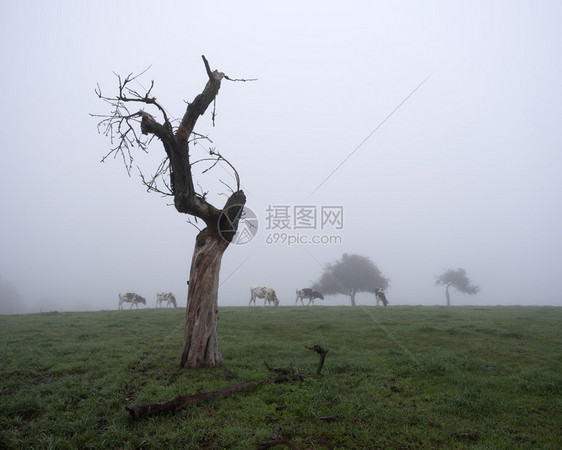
[[1, 306, 560, 449]]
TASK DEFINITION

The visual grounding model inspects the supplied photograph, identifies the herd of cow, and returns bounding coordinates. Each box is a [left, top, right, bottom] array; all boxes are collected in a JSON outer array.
[[118, 292, 176, 310], [118, 287, 389, 309]]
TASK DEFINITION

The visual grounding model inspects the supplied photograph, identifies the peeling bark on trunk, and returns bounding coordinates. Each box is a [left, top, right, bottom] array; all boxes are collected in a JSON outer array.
[[180, 227, 228, 368], [180, 191, 246, 368]]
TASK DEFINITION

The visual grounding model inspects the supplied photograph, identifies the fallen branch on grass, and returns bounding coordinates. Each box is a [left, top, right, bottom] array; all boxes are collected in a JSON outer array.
[[126, 344, 328, 419], [306, 344, 329, 375], [126, 373, 295, 419]]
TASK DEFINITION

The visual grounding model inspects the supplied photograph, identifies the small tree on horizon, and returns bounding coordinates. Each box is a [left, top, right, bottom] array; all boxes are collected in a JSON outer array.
[[314, 254, 389, 306], [435, 268, 480, 306], [0, 276, 24, 315]]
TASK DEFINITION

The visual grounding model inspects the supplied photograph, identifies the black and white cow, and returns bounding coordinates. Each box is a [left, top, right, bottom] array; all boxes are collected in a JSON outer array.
[[118, 292, 146, 310], [375, 288, 389, 307], [249, 286, 279, 307], [295, 288, 324, 306], [156, 292, 177, 308]]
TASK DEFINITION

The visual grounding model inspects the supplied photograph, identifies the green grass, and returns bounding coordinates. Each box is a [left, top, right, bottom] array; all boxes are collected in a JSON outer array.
[[1, 306, 560, 449]]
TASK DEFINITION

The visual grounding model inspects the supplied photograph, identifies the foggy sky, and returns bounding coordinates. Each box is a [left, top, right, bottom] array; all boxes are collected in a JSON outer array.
[[1, 0, 561, 313]]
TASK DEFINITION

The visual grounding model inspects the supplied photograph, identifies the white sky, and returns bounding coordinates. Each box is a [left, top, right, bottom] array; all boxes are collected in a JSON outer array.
[[1, 0, 561, 312]]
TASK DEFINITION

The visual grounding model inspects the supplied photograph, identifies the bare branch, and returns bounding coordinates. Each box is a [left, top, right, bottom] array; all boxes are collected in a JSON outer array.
[[201, 156, 221, 175], [202, 55, 213, 79], [96, 68, 171, 130], [219, 179, 235, 195], [138, 164, 173, 197], [94, 57, 247, 225], [175, 55, 225, 146], [224, 75, 258, 82], [211, 98, 217, 127], [196, 181, 208, 200], [186, 216, 202, 232], [190, 132, 213, 145], [210, 148, 241, 192], [94, 109, 149, 174], [191, 149, 240, 194]]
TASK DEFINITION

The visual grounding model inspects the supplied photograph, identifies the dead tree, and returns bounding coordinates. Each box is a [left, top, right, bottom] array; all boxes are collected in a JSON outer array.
[[93, 56, 251, 368]]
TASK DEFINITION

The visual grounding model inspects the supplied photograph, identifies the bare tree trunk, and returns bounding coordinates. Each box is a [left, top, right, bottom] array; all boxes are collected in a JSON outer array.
[[350, 290, 357, 306], [180, 227, 228, 367], [445, 285, 451, 306], [179, 191, 246, 368]]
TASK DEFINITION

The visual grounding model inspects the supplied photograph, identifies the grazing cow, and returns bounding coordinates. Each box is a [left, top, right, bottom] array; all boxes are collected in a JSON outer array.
[[118, 292, 146, 310], [295, 288, 324, 306], [249, 286, 279, 307], [156, 292, 177, 308], [375, 288, 389, 307]]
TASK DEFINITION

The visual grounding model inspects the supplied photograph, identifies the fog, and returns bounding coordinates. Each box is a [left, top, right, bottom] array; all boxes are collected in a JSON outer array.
[[1, 1, 561, 314]]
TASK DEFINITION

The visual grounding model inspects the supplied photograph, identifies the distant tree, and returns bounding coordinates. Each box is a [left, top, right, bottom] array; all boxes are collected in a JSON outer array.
[[435, 268, 480, 306], [0, 276, 23, 315], [314, 254, 389, 306], [93, 56, 253, 368]]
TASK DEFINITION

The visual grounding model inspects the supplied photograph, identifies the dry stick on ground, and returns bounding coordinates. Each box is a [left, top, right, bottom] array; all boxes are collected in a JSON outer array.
[[306, 344, 329, 375], [126, 345, 328, 419]]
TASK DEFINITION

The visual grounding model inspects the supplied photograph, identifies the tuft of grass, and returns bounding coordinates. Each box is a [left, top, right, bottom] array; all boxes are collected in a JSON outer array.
[[0, 306, 561, 448]]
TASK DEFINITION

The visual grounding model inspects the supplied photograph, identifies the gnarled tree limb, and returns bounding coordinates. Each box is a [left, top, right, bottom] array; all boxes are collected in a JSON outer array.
[[126, 345, 329, 419], [93, 55, 242, 225]]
